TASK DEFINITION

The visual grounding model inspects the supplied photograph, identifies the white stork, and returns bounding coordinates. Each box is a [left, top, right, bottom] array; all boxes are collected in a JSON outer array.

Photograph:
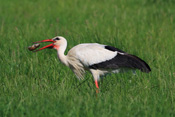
[[32, 36, 151, 89]]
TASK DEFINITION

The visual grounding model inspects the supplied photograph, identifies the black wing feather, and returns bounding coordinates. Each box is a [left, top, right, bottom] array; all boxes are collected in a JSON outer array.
[[89, 46, 151, 73], [105, 46, 125, 53]]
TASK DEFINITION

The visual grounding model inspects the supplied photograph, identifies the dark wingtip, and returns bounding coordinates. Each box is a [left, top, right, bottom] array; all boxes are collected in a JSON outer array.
[[141, 63, 151, 73], [130, 54, 151, 73]]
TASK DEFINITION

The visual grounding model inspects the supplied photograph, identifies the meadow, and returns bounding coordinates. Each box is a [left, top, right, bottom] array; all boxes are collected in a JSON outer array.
[[0, 0, 175, 116]]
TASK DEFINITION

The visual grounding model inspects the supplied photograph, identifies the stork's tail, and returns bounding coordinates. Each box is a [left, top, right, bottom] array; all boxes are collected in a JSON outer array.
[[126, 54, 151, 73]]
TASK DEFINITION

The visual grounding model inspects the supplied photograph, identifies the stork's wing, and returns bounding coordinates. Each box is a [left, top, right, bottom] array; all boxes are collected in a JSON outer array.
[[69, 44, 151, 73], [89, 46, 151, 73]]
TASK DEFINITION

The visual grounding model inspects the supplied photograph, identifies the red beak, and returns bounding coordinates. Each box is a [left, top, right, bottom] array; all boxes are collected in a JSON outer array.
[[33, 39, 56, 52]]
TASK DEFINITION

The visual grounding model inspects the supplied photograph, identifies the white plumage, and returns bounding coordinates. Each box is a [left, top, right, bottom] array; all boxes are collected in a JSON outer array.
[[69, 43, 117, 66], [33, 36, 151, 89]]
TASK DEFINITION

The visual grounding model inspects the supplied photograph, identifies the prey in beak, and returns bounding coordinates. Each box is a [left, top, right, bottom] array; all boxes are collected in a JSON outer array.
[[31, 39, 56, 52]]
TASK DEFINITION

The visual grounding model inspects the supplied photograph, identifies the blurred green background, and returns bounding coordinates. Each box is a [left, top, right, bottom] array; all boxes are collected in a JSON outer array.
[[0, 0, 175, 116]]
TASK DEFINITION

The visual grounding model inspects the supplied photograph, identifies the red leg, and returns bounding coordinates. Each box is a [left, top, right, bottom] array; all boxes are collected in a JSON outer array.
[[95, 80, 99, 89], [95, 80, 99, 95]]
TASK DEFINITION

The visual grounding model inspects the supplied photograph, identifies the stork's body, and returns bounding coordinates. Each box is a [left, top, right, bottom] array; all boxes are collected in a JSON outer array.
[[33, 36, 151, 89]]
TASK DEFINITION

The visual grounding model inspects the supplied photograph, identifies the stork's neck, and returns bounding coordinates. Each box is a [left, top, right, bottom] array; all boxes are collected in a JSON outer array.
[[56, 44, 69, 66]]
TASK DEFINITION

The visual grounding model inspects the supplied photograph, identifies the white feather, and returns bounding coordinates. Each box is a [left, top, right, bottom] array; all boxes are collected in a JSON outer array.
[[68, 43, 117, 67]]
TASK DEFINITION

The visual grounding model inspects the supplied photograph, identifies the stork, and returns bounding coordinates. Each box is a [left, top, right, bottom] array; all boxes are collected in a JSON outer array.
[[32, 36, 151, 89]]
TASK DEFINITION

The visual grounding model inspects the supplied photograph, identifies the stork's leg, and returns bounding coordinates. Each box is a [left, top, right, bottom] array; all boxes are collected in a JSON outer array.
[[95, 80, 99, 89], [95, 80, 99, 94], [90, 69, 100, 94]]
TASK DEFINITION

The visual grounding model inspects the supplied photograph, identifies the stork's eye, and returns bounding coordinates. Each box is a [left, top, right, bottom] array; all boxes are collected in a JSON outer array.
[[54, 37, 60, 41]]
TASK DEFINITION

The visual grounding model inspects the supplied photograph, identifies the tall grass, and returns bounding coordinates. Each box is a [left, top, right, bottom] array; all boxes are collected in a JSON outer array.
[[0, 0, 175, 116]]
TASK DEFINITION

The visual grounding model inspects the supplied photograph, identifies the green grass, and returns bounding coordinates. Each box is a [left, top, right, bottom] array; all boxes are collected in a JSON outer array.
[[0, 0, 175, 116]]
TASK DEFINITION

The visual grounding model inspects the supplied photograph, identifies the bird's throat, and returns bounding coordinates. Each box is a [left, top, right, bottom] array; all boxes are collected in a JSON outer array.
[[57, 49, 68, 66]]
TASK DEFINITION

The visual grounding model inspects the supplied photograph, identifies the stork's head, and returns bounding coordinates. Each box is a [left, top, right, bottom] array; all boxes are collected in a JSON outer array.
[[33, 36, 67, 52]]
